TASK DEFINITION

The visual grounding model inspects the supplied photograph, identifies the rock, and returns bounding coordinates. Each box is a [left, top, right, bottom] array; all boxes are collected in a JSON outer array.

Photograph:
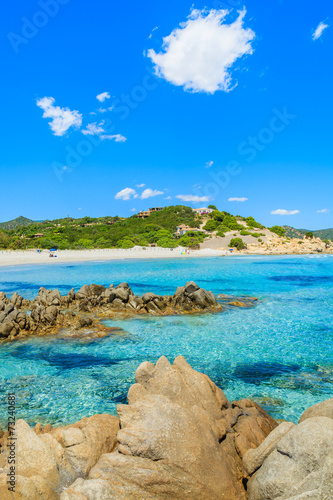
[[247, 416, 333, 500], [0, 415, 119, 499], [67, 356, 276, 500], [75, 285, 89, 300], [185, 281, 200, 294], [67, 288, 76, 301], [11, 292, 23, 308], [191, 288, 217, 309], [88, 284, 106, 297], [229, 301, 248, 307], [0, 321, 13, 338], [4, 303, 14, 315], [60, 478, 115, 500], [243, 421, 295, 476], [299, 397, 333, 423], [114, 287, 130, 303], [0, 300, 5, 311], [142, 292, 158, 303]]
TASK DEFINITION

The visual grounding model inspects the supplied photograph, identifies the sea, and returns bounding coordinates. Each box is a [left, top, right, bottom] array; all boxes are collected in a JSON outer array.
[[0, 254, 332, 427]]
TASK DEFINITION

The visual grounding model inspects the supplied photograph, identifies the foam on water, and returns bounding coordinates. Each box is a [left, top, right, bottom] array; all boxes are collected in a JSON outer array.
[[0, 255, 332, 426]]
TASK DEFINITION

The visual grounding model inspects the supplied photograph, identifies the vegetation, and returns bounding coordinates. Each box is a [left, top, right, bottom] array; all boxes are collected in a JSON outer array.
[[270, 226, 286, 237], [0, 216, 34, 231], [305, 232, 314, 239], [229, 238, 247, 250]]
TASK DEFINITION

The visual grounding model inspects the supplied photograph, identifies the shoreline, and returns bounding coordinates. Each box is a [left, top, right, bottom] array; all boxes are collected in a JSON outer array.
[[0, 247, 228, 267], [0, 247, 331, 268]]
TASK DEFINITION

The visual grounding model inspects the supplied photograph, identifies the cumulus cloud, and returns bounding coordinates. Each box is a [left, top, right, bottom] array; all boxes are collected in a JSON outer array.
[[147, 8, 255, 93], [36, 96, 82, 136], [228, 197, 248, 202], [115, 188, 137, 200], [81, 122, 105, 136], [271, 209, 300, 215], [205, 161, 214, 168], [312, 21, 329, 40], [140, 188, 164, 199], [176, 194, 211, 202], [96, 92, 110, 102], [317, 208, 329, 213], [136, 183, 145, 187], [100, 134, 127, 142]]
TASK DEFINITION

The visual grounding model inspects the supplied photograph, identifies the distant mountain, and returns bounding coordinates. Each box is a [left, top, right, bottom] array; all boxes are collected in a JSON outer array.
[[0, 216, 34, 231], [283, 226, 333, 241]]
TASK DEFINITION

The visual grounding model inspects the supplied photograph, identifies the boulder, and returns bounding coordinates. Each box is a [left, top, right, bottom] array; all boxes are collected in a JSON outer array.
[[243, 421, 295, 476], [299, 397, 333, 423], [75, 285, 89, 300], [66, 356, 276, 500], [88, 284, 106, 297], [142, 292, 158, 303], [185, 281, 200, 294], [10, 292, 23, 308], [247, 416, 333, 500]]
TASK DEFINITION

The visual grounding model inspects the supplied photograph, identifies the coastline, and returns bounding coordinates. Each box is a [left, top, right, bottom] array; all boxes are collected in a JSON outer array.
[[0, 247, 228, 267], [0, 246, 332, 268]]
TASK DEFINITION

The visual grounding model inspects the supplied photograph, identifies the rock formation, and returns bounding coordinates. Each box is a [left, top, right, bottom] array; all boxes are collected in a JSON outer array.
[[0, 281, 253, 341], [0, 356, 276, 499], [0, 357, 332, 499], [245, 398, 333, 499]]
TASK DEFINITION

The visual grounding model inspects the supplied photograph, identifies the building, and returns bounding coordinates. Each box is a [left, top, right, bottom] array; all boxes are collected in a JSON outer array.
[[192, 207, 214, 216], [32, 233, 44, 238], [176, 224, 200, 236], [137, 207, 162, 219]]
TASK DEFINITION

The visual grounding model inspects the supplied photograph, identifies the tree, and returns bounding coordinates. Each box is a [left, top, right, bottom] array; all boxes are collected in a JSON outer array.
[[229, 238, 247, 250], [203, 220, 219, 231], [270, 226, 286, 237], [208, 204, 217, 210], [305, 232, 314, 239]]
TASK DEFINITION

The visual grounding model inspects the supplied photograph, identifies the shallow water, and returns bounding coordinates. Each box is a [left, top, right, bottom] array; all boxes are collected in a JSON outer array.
[[0, 255, 332, 426]]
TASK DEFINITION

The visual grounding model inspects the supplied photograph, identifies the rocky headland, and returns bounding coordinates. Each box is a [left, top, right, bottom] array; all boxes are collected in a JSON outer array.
[[0, 356, 332, 499], [0, 282, 257, 341]]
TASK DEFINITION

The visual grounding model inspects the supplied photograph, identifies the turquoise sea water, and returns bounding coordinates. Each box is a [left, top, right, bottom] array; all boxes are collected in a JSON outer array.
[[0, 255, 332, 426]]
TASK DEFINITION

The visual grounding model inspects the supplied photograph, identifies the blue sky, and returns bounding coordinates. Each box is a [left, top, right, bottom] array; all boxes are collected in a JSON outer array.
[[1, 0, 332, 229]]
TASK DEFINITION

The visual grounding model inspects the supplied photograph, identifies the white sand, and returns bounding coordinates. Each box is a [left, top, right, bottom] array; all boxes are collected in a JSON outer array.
[[0, 246, 228, 267]]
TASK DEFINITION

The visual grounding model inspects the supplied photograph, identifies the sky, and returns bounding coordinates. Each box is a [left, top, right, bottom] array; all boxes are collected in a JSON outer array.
[[1, 0, 332, 229]]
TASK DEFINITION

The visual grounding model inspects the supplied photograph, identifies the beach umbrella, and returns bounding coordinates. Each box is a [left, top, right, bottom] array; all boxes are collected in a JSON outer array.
[[49, 248, 57, 252]]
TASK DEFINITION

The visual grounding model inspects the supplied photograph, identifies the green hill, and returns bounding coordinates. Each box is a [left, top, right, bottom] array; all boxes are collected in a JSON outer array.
[[283, 226, 333, 241], [0, 216, 34, 231]]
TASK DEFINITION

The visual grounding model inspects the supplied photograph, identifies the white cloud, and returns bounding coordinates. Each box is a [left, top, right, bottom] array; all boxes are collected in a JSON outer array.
[[205, 161, 214, 168], [130, 208, 136, 212], [148, 26, 159, 39], [164, 196, 172, 200], [140, 188, 164, 199], [271, 209, 300, 215], [100, 134, 127, 142], [115, 188, 137, 200], [96, 92, 110, 102], [81, 122, 105, 136], [176, 194, 211, 202], [317, 208, 329, 213], [36, 96, 82, 136], [312, 21, 329, 40], [147, 8, 255, 93], [136, 183, 145, 188], [228, 197, 248, 202]]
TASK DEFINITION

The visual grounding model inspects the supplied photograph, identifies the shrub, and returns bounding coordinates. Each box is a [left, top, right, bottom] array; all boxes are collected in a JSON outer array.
[[240, 230, 251, 236], [305, 232, 314, 239], [203, 220, 219, 231], [208, 204, 217, 210], [229, 238, 247, 250], [216, 231, 225, 237], [270, 226, 286, 237], [157, 237, 177, 248], [223, 215, 243, 231], [246, 216, 265, 229]]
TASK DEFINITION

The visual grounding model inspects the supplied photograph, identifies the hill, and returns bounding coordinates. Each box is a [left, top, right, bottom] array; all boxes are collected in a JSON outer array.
[[283, 226, 333, 241], [0, 216, 34, 231]]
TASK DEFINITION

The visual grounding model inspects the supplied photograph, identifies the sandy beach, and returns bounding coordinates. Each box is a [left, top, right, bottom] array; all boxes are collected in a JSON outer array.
[[0, 246, 228, 267]]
